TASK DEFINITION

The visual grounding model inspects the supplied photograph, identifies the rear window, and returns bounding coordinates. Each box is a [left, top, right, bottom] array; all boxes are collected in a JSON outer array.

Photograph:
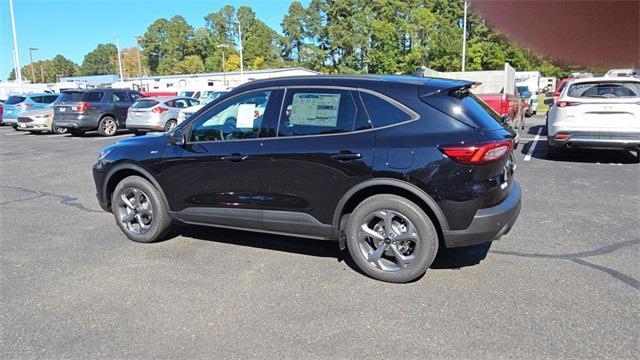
[[420, 90, 505, 130], [131, 100, 159, 109], [6, 96, 26, 105], [359, 91, 412, 128], [59, 92, 86, 102], [567, 82, 640, 98]]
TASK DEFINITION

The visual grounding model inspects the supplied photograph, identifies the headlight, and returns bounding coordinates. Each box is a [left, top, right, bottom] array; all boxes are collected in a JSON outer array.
[[34, 113, 52, 119], [98, 147, 114, 161]]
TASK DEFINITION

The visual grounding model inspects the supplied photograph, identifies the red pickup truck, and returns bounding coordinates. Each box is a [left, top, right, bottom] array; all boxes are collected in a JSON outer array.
[[478, 89, 526, 140]]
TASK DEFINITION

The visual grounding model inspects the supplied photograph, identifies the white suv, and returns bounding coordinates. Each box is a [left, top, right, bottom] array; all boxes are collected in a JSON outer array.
[[545, 77, 640, 158]]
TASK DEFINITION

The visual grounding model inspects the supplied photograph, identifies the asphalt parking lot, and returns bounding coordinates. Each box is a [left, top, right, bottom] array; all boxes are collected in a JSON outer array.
[[1, 115, 638, 359]]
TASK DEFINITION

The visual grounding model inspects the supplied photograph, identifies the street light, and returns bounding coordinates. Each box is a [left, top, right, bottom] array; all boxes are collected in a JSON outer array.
[[28, 47, 38, 83], [115, 36, 124, 81], [135, 36, 143, 90], [217, 44, 227, 86], [9, 0, 23, 92], [461, 0, 469, 71], [234, 20, 244, 75]]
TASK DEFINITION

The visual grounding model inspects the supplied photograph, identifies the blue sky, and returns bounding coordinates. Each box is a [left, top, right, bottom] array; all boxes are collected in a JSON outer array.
[[1, 0, 307, 80]]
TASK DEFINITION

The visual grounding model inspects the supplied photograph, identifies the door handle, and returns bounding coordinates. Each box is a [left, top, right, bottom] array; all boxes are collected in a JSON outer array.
[[331, 151, 362, 161], [223, 153, 248, 162]]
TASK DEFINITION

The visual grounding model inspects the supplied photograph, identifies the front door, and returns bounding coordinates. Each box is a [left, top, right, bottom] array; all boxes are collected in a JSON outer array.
[[159, 89, 279, 230], [112, 90, 132, 125], [259, 87, 374, 238]]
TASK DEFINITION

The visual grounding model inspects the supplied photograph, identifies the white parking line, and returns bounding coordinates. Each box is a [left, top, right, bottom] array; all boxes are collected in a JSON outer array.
[[524, 127, 543, 161]]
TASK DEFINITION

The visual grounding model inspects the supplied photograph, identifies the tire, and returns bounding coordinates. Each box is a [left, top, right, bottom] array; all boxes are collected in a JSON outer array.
[[112, 175, 172, 243], [69, 129, 84, 137], [164, 119, 177, 132], [51, 124, 68, 134], [345, 194, 439, 283], [97, 116, 118, 136]]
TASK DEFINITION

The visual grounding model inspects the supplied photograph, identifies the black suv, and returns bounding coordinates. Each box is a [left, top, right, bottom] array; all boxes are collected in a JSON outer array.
[[93, 76, 521, 283], [53, 89, 142, 136]]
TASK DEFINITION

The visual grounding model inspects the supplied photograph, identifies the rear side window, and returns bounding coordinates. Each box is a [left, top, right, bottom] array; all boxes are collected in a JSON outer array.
[[359, 91, 412, 128], [131, 100, 159, 109], [129, 92, 142, 102], [30, 96, 43, 103], [86, 92, 103, 102], [567, 82, 640, 98], [43, 95, 59, 104], [6, 96, 26, 104], [279, 89, 356, 137], [420, 91, 504, 130]]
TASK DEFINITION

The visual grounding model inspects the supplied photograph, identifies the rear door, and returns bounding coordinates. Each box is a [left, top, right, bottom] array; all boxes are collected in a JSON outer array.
[[112, 90, 132, 124], [258, 87, 374, 237]]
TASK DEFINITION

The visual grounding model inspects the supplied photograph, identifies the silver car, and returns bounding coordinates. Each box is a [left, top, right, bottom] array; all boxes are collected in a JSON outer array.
[[126, 96, 199, 133], [16, 104, 67, 134]]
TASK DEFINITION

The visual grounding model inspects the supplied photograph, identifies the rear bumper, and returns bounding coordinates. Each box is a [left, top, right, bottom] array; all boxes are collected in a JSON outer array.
[[548, 133, 640, 150], [53, 114, 99, 131], [443, 181, 521, 248]]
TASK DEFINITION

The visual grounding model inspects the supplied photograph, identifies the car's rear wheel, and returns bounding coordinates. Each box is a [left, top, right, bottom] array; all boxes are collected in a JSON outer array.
[[346, 194, 438, 283], [98, 116, 118, 136], [51, 124, 68, 134], [164, 119, 177, 132], [112, 176, 171, 243]]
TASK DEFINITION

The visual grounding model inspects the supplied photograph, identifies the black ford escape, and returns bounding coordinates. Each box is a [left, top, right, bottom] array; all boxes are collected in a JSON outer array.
[[93, 75, 521, 283]]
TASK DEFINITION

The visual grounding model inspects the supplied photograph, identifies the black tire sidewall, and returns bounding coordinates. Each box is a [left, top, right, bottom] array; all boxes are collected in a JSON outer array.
[[112, 176, 171, 243], [164, 119, 177, 132], [346, 194, 438, 283]]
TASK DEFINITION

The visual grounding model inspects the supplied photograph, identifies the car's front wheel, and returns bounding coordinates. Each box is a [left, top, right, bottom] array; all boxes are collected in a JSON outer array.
[[112, 176, 171, 243], [346, 194, 439, 283], [164, 119, 177, 132]]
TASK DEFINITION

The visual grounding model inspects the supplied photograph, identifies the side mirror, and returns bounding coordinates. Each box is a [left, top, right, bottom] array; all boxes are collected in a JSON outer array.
[[168, 128, 185, 146], [543, 98, 554, 106]]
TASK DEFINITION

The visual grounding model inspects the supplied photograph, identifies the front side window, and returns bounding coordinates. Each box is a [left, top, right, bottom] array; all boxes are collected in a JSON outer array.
[[43, 95, 59, 104], [113, 91, 128, 102], [278, 89, 356, 137], [129, 92, 142, 102], [189, 90, 272, 142], [359, 91, 412, 128]]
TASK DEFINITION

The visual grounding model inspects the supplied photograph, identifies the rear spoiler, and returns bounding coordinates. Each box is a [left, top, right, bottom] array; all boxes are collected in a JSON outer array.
[[418, 78, 479, 99]]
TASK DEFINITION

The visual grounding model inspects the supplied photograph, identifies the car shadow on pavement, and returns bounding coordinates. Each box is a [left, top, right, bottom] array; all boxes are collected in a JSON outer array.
[[520, 139, 639, 164], [60, 129, 132, 138], [173, 224, 490, 273], [527, 124, 546, 135]]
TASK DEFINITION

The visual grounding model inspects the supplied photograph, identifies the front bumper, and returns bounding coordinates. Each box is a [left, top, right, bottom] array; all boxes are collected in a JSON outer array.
[[443, 181, 521, 248]]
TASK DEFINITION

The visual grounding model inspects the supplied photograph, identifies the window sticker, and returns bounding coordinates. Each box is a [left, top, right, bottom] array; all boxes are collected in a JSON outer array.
[[237, 104, 257, 128], [289, 93, 341, 127]]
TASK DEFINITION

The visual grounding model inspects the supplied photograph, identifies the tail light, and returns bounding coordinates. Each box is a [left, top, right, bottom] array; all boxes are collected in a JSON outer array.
[[440, 140, 513, 164], [500, 93, 509, 115], [16, 103, 33, 110], [556, 101, 580, 108], [75, 102, 91, 112], [152, 107, 168, 113], [554, 134, 571, 140]]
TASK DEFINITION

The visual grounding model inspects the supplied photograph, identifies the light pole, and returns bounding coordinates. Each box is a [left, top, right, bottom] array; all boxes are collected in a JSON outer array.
[[217, 45, 227, 86], [115, 36, 125, 81], [9, 0, 23, 91], [461, 0, 468, 72], [235, 20, 244, 75], [28, 47, 38, 83], [135, 36, 143, 90]]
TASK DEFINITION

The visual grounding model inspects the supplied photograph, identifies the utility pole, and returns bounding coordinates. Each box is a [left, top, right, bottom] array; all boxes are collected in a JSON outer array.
[[135, 36, 143, 90], [9, 0, 24, 92], [115, 36, 124, 82], [461, 0, 468, 72], [28, 47, 38, 83], [235, 20, 244, 75], [217, 45, 226, 86]]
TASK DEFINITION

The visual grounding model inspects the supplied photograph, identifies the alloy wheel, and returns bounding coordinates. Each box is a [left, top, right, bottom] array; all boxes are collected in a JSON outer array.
[[102, 118, 117, 136], [357, 210, 419, 272], [116, 187, 153, 235]]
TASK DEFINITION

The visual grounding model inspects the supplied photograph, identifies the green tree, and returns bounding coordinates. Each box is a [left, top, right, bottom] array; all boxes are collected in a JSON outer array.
[[80, 43, 118, 75], [282, 1, 307, 62], [174, 55, 205, 74], [51, 55, 78, 79], [140, 16, 198, 75]]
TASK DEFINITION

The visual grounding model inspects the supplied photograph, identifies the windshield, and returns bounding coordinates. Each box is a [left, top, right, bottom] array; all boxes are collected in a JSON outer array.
[[517, 87, 531, 97], [567, 82, 640, 98], [6, 96, 26, 105]]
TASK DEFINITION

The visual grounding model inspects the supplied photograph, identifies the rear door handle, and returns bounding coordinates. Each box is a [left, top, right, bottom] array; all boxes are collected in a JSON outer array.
[[331, 151, 362, 161], [223, 153, 248, 162]]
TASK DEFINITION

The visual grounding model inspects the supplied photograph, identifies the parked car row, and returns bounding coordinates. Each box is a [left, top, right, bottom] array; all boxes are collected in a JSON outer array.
[[0, 88, 213, 137]]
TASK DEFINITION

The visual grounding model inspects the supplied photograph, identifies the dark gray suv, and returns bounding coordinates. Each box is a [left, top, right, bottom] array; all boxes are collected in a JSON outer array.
[[53, 89, 142, 136]]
